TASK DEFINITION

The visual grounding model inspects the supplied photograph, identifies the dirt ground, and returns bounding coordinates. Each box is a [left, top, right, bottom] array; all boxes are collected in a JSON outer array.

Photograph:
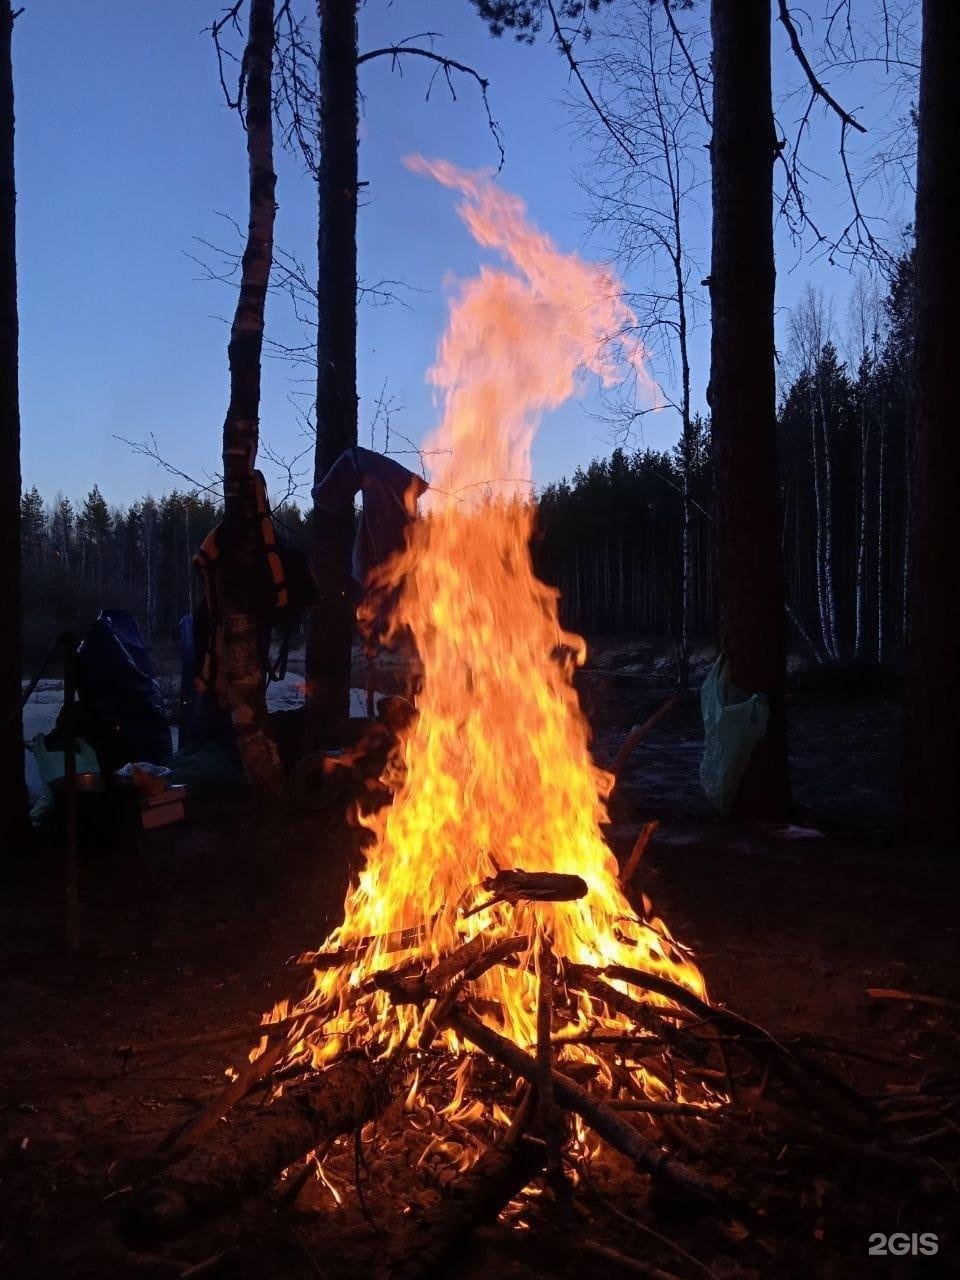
[[1, 651, 958, 1280]]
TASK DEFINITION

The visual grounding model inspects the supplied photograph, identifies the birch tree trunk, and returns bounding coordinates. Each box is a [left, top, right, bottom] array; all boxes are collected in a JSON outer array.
[[854, 386, 870, 662], [0, 0, 27, 837], [816, 374, 840, 661], [220, 0, 283, 794], [904, 0, 959, 844], [672, 212, 693, 689], [808, 389, 830, 658], [305, 0, 359, 742], [708, 0, 790, 818]]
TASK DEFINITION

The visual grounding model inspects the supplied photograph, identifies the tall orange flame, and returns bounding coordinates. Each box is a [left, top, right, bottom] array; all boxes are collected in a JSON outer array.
[[295, 160, 701, 1073]]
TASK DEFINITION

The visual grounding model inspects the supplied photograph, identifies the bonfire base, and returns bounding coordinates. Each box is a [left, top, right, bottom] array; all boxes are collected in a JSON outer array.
[[121, 1055, 391, 1243]]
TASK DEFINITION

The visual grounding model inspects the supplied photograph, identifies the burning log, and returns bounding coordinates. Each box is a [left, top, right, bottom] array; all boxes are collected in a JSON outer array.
[[446, 1007, 719, 1208], [301, 919, 439, 968], [374, 933, 527, 1006], [417, 935, 528, 1049], [121, 1055, 393, 1243], [563, 965, 704, 1061], [464, 869, 588, 917], [534, 932, 571, 1208], [386, 1091, 545, 1280]]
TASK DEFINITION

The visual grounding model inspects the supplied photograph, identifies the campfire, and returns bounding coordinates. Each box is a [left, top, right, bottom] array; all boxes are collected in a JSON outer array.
[[121, 163, 958, 1275], [288, 155, 701, 1090]]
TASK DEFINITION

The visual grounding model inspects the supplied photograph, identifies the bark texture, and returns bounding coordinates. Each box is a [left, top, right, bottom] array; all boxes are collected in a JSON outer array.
[[221, 0, 283, 793], [306, 0, 359, 740], [904, 0, 960, 845], [120, 1055, 389, 1242], [708, 0, 789, 817], [0, 1, 27, 838], [387, 1128, 544, 1279]]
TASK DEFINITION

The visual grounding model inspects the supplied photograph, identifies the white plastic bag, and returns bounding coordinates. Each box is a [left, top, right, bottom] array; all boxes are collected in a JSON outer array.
[[699, 656, 769, 813]]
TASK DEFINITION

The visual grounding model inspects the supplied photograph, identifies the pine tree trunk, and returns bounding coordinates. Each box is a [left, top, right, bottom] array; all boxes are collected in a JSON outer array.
[[876, 416, 885, 665], [0, 0, 27, 837], [900, 429, 911, 659], [904, 0, 960, 844], [708, 0, 790, 818], [305, 0, 359, 741], [220, 0, 283, 795]]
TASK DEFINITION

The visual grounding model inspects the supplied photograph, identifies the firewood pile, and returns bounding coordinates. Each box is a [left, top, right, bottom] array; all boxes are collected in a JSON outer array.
[[112, 869, 960, 1280]]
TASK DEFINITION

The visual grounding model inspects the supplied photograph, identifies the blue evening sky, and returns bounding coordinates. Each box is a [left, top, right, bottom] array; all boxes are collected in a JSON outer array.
[[12, 1, 915, 509]]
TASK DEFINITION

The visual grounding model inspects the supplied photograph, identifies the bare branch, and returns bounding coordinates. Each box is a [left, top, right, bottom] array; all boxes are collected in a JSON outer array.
[[207, 1, 247, 117], [544, 0, 635, 164], [660, 0, 710, 129], [357, 42, 504, 171], [115, 434, 223, 499], [777, 0, 866, 134]]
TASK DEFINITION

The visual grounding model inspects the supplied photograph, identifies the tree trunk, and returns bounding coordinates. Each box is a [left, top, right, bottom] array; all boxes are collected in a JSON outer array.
[[876, 414, 885, 665], [220, 0, 283, 795], [675, 254, 693, 690], [0, 1, 27, 839], [904, 0, 960, 845], [305, 0, 359, 741], [816, 372, 840, 661], [809, 388, 831, 659], [854, 387, 870, 662], [708, 0, 790, 817]]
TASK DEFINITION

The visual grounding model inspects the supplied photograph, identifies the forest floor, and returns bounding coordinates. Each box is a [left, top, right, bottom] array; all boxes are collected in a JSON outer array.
[[1, 643, 958, 1279]]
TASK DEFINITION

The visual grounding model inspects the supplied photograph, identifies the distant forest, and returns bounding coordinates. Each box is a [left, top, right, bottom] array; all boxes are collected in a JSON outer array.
[[21, 252, 914, 673]]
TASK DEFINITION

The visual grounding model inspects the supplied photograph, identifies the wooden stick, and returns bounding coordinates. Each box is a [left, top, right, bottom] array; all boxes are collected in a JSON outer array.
[[377, 934, 526, 1006], [866, 987, 960, 1014], [612, 696, 680, 777], [164, 1036, 289, 1157], [618, 820, 659, 890], [535, 931, 570, 1209], [446, 1007, 718, 1207], [299, 917, 440, 968], [417, 936, 527, 1049], [582, 1239, 685, 1280], [564, 966, 703, 1060], [116, 1016, 306, 1059], [739, 1087, 935, 1173], [608, 1099, 719, 1118]]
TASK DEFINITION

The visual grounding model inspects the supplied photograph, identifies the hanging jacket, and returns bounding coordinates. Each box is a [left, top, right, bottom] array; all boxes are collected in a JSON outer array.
[[311, 446, 428, 586], [192, 471, 312, 706]]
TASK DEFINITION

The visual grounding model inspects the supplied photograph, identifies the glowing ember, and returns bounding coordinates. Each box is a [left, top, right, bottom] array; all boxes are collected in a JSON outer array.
[[277, 160, 703, 1099]]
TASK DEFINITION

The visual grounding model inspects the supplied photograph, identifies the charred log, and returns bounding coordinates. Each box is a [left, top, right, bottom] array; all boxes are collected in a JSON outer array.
[[386, 1123, 544, 1279], [120, 1055, 391, 1243]]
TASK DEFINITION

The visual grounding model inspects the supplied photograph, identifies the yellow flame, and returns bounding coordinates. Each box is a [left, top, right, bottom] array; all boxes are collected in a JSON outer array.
[[297, 159, 701, 1068]]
